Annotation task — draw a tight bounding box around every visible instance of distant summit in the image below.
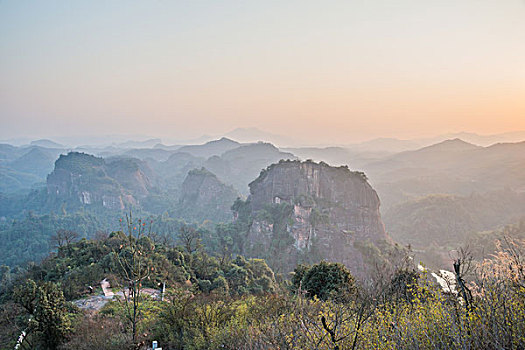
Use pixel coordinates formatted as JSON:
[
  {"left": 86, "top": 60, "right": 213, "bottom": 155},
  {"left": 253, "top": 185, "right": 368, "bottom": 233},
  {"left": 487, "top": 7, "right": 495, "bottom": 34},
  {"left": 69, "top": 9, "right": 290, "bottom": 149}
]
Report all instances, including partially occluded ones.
[
  {"left": 419, "top": 131, "right": 525, "bottom": 147},
  {"left": 10, "top": 147, "right": 58, "bottom": 178},
  {"left": 375, "top": 138, "right": 481, "bottom": 171},
  {"left": 177, "top": 137, "right": 241, "bottom": 158},
  {"left": 116, "top": 138, "right": 162, "bottom": 149},
  {"left": 30, "top": 139, "right": 65, "bottom": 148},
  {"left": 419, "top": 138, "right": 481, "bottom": 152},
  {"left": 225, "top": 127, "right": 295, "bottom": 146},
  {"left": 204, "top": 142, "right": 298, "bottom": 192},
  {"left": 213, "top": 137, "right": 239, "bottom": 145}
]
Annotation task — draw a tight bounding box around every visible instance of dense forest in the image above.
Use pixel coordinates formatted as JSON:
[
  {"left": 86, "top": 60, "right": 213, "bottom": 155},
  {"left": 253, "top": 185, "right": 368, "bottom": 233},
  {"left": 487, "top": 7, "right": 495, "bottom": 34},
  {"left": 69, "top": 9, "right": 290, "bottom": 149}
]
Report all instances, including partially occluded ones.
[{"left": 0, "top": 215, "right": 524, "bottom": 349}]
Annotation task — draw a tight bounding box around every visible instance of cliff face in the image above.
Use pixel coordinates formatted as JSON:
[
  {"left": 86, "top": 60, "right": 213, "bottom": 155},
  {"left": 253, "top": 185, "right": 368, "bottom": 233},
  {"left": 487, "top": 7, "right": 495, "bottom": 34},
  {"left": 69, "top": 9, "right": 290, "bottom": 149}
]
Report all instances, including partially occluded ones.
[
  {"left": 241, "top": 160, "right": 390, "bottom": 274},
  {"left": 177, "top": 168, "right": 240, "bottom": 222},
  {"left": 47, "top": 152, "right": 152, "bottom": 210}
]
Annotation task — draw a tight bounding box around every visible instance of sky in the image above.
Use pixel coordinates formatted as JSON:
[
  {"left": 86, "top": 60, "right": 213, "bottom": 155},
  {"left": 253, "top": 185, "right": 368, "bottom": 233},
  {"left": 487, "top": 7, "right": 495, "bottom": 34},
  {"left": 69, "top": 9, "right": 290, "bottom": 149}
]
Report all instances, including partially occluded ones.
[{"left": 1, "top": 0, "right": 524, "bottom": 145}]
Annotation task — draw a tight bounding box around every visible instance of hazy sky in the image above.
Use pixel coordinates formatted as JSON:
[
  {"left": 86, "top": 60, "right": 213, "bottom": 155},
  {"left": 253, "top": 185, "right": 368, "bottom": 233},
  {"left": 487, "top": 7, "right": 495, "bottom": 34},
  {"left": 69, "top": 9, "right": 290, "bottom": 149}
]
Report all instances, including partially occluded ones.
[{"left": 1, "top": 0, "right": 524, "bottom": 144}]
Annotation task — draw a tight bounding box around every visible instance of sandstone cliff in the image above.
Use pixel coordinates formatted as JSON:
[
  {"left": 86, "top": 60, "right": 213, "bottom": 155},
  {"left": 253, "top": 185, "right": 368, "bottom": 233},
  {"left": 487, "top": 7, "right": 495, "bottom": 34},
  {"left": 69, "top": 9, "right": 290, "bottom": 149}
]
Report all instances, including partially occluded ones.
[
  {"left": 239, "top": 160, "right": 391, "bottom": 274},
  {"left": 47, "top": 152, "right": 153, "bottom": 210}
]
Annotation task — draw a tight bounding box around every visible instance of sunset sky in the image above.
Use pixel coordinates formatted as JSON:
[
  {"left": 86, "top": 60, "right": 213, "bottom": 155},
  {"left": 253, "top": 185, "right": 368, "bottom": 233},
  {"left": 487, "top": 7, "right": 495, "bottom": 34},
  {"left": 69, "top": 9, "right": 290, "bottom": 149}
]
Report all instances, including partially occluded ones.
[{"left": 1, "top": 0, "right": 524, "bottom": 144}]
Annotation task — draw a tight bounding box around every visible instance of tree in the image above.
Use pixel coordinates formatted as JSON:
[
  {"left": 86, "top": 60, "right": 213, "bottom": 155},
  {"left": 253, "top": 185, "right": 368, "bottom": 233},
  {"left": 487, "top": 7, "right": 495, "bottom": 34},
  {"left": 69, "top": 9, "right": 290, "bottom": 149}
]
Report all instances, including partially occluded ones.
[
  {"left": 291, "top": 263, "right": 310, "bottom": 292},
  {"left": 178, "top": 224, "right": 202, "bottom": 255},
  {"left": 114, "top": 213, "right": 152, "bottom": 343},
  {"left": 50, "top": 229, "right": 79, "bottom": 256},
  {"left": 58, "top": 314, "right": 132, "bottom": 350},
  {"left": 215, "top": 223, "right": 234, "bottom": 266},
  {"left": 13, "top": 279, "right": 73, "bottom": 350},
  {"left": 289, "top": 262, "right": 370, "bottom": 349},
  {"left": 294, "top": 261, "right": 356, "bottom": 301}
]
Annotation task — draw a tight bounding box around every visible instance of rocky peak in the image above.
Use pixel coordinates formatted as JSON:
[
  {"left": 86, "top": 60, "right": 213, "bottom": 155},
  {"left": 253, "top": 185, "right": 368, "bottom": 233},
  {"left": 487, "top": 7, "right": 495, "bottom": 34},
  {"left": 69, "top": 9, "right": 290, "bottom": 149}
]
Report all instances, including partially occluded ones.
[
  {"left": 248, "top": 160, "right": 373, "bottom": 212},
  {"left": 240, "top": 160, "right": 390, "bottom": 275},
  {"left": 54, "top": 152, "right": 104, "bottom": 173},
  {"left": 47, "top": 152, "right": 152, "bottom": 210}
]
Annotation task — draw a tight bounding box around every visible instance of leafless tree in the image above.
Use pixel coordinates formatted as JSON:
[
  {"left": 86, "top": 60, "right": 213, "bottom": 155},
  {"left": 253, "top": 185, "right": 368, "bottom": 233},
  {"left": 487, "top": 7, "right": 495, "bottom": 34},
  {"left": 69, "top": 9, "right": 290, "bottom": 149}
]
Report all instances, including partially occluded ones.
[
  {"left": 50, "top": 229, "right": 79, "bottom": 256},
  {"left": 114, "top": 213, "right": 151, "bottom": 343},
  {"left": 178, "top": 225, "right": 202, "bottom": 255}
]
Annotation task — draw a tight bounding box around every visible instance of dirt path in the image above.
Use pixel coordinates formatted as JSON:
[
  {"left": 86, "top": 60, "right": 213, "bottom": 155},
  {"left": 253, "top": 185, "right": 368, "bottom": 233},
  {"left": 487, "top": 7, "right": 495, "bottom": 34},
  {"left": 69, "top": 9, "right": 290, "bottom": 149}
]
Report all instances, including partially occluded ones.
[
  {"left": 73, "top": 278, "right": 161, "bottom": 311},
  {"left": 73, "top": 278, "right": 114, "bottom": 311}
]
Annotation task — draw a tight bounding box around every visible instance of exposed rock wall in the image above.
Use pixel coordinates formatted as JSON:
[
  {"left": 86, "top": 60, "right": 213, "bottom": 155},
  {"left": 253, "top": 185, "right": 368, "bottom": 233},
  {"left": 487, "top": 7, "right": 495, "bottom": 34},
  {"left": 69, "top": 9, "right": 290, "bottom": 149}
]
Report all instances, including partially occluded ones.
[
  {"left": 46, "top": 152, "right": 150, "bottom": 210},
  {"left": 242, "top": 160, "right": 390, "bottom": 274}
]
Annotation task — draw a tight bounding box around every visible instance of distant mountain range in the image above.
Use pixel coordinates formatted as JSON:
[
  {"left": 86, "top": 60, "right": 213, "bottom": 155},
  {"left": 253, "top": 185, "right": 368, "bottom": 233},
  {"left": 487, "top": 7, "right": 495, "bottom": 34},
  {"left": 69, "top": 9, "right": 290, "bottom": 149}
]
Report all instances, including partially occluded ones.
[
  {"left": 4, "top": 128, "right": 524, "bottom": 150},
  {"left": 30, "top": 139, "right": 65, "bottom": 148},
  {"left": 418, "top": 130, "right": 525, "bottom": 147},
  {"left": 2, "top": 133, "right": 525, "bottom": 200}
]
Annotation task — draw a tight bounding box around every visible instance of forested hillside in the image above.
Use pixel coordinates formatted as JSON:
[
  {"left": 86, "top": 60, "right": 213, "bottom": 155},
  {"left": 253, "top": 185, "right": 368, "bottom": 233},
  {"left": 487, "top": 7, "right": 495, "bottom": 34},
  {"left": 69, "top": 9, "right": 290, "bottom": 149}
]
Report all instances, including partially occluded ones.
[{"left": 1, "top": 215, "right": 524, "bottom": 349}]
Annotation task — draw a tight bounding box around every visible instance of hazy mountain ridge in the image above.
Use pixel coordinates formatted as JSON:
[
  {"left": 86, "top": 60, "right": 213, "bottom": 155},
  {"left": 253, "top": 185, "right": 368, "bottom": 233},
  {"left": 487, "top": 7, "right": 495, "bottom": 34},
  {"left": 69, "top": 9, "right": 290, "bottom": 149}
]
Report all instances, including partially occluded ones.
[
  {"left": 384, "top": 190, "right": 525, "bottom": 246},
  {"left": 360, "top": 139, "right": 525, "bottom": 210},
  {"left": 383, "top": 190, "right": 525, "bottom": 268},
  {"left": 30, "top": 139, "right": 66, "bottom": 148},
  {"left": 2, "top": 135, "right": 525, "bottom": 205},
  {"left": 177, "top": 137, "right": 241, "bottom": 158},
  {"left": 175, "top": 167, "right": 240, "bottom": 223},
  {"left": 0, "top": 145, "right": 67, "bottom": 193},
  {"left": 145, "top": 141, "right": 297, "bottom": 195},
  {"left": 1, "top": 140, "right": 296, "bottom": 217}
]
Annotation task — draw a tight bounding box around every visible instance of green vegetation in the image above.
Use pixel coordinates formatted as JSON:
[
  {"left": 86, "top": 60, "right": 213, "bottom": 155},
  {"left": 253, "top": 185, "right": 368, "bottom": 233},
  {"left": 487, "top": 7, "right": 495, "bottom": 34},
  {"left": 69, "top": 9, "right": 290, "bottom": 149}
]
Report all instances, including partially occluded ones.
[
  {"left": 0, "top": 151, "right": 249, "bottom": 269},
  {"left": 291, "top": 261, "right": 356, "bottom": 301},
  {"left": 1, "top": 228, "right": 524, "bottom": 349},
  {"left": 54, "top": 152, "right": 104, "bottom": 174},
  {"left": 0, "top": 211, "right": 105, "bottom": 267},
  {"left": 0, "top": 213, "right": 280, "bottom": 349},
  {"left": 384, "top": 192, "right": 525, "bottom": 268},
  {"left": 13, "top": 280, "right": 74, "bottom": 349},
  {"left": 249, "top": 159, "right": 369, "bottom": 189}
]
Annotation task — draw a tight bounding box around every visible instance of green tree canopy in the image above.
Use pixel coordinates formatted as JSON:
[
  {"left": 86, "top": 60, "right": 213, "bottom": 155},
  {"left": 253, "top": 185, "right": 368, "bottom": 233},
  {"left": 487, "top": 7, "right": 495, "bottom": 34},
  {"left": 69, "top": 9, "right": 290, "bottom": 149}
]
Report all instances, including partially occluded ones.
[{"left": 293, "top": 261, "right": 356, "bottom": 301}]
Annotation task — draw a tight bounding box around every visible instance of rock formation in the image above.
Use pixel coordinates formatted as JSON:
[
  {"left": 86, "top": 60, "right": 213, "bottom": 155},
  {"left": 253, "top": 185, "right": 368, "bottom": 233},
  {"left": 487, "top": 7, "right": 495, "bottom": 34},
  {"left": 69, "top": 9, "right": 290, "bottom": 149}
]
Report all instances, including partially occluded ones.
[
  {"left": 239, "top": 160, "right": 391, "bottom": 274},
  {"left": 47, "top": 152, "right": 153, "bottom": 210}
]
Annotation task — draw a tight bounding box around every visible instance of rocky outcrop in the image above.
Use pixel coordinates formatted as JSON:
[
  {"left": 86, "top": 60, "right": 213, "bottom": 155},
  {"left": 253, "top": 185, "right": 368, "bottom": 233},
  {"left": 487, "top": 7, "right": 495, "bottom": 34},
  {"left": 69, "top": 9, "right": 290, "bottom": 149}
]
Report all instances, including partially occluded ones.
[
  {"left": 240, "top": 160, "right": 390, "bottom": 274},
  {"left": 47, "top": 152, "right": 152, "bottom": 210},
  {"left": 176, "top": 168, "right": 240, "bottom": 222}
]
